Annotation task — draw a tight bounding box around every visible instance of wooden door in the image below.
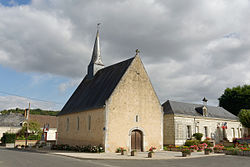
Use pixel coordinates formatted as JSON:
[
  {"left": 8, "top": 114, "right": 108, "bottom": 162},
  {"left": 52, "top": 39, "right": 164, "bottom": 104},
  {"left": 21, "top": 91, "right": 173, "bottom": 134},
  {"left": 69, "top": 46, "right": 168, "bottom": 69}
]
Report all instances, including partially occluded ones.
[{"left": 131, "top": 130, "right": 143, "bottom": 151}]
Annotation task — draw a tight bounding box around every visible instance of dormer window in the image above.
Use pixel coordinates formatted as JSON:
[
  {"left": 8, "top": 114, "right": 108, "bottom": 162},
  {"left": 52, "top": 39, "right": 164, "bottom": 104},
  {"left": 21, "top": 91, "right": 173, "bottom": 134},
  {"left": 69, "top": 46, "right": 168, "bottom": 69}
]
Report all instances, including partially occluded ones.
[{"left": 202, "top": 106, "right": 207, "bottom": 117}]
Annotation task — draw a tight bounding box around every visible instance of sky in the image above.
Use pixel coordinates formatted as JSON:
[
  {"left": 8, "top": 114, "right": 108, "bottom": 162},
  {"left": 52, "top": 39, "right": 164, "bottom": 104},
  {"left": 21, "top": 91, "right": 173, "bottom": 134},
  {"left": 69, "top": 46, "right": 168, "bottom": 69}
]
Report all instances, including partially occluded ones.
[{"left": 0, "top": 0, "right": 250, "bottom": 111}]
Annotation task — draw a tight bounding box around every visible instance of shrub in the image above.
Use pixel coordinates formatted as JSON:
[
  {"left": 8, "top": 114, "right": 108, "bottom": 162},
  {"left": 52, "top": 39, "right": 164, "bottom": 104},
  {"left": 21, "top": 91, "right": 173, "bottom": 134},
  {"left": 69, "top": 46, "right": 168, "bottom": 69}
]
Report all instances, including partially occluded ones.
[
  {"left": 51, "top": 144, "right": 104, "bottom": 153},
  {"left": 27, "top": 134, "right": 41, "bottom": 140},
  {"left": 193, "top": 133, "right": 203, "bottom": 141},
  {"left": 204, "top": 147, "right": 213, "bottom": 152},
  {"left": 181, "top": 148, "right": 191, "bottom": 154},
  {"left": 201, "top": 140, "right": 213, "bottom": 147},
  {"left": 184, "top": 140, "right": 200, "bottom": 146},
  {"left": 1, "top": 133, "right": 16, "bottom": 144}
]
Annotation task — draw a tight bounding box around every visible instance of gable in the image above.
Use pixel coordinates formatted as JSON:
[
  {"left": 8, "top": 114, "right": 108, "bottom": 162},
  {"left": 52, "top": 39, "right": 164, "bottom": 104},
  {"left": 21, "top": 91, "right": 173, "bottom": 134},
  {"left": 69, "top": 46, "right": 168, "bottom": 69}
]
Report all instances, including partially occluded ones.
[
  {"left": 58, "top": 57, "right": 135, "bottom": 116},
  {"left": 107, "top": 55, "right": 161, "bottom": 110}
]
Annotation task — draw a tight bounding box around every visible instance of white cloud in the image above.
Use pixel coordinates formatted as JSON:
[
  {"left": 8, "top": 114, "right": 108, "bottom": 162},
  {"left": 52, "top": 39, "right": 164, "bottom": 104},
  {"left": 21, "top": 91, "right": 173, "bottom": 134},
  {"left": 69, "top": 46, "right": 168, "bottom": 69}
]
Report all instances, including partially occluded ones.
[
  {"left": 0, "top": 95, "right": 60, "bottom": 111},
  {"left": 58, "top": 79, "right": 81, "bottom": 93},
  {"left": 0, "top": 0, "right": 250, "bottom": 108}
]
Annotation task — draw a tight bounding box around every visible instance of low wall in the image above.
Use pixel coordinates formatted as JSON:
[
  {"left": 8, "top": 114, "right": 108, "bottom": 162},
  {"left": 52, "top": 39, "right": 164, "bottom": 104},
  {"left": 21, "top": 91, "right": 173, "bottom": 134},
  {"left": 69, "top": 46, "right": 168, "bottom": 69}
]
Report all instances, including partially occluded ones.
[{"left": 15, "top": 140, "right": 38, "bottom": 146}]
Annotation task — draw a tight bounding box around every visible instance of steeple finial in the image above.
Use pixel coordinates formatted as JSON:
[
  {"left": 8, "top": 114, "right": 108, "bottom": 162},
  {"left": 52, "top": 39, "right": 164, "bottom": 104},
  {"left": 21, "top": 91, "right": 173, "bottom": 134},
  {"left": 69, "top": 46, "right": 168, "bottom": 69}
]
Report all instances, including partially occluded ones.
[{"left": 87, "top": 24, "right": 105, "bottom": 79}]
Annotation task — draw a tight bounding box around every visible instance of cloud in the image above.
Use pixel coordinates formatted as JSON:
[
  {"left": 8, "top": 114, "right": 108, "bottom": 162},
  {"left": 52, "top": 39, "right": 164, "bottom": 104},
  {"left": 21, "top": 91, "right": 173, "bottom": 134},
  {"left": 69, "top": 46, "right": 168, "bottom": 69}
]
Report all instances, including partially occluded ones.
[
  {"left": 0, "top": 0, "right": 250, "bottom": 107},
  {"left": 0, "top": 95, "right": 60, "bottom": 111},
  {"left": 58, "top": 78, "right": 81, "bottom": 93}
]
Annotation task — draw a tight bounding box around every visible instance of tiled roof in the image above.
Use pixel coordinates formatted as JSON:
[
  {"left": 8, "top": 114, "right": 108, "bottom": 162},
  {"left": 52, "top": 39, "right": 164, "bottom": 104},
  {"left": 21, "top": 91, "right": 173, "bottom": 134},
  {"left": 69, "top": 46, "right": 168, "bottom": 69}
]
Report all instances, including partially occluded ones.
[
  {"left": 28, "top": 115, "right": 57, "bottom": 128},
  {"left": 162, "top": 100, "right": 238, "bottom": 120},
  {"left": 58, "top": 57, "right": 135, "bottom": 116}
]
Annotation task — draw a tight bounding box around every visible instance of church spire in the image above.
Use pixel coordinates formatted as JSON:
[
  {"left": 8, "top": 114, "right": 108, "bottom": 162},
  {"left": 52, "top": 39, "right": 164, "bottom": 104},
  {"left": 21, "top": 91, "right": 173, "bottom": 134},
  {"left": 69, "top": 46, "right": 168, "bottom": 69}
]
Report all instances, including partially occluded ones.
[{"left": 87, "top": 23, "right": 104, "bottom": 79}]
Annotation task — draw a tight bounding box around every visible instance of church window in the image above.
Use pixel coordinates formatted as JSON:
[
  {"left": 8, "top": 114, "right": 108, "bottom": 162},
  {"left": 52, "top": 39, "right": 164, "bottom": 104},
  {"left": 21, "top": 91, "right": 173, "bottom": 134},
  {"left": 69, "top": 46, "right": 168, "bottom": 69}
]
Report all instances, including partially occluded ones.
[
  {"left": 187, "top": 125, "right": 192, "bottom": 139},
  {"left": 66, "top": 118, "right": 69, "bottom": 131},
  {"left": 77, "top": 116, "right": 80, "bottom": 131},
  {"left": 88, "top": 115, "right": 91, "bottom": 130},
  {"left": 135, "top": 115, "right": 139, "bottom": 122}
]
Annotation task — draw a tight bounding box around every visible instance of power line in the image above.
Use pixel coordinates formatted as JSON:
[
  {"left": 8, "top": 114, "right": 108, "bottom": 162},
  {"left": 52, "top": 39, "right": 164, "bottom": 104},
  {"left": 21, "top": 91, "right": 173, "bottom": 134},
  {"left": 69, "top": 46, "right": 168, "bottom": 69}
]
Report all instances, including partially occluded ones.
[{"left": 0, "top": 90, "right": 64, "bottom": 104}]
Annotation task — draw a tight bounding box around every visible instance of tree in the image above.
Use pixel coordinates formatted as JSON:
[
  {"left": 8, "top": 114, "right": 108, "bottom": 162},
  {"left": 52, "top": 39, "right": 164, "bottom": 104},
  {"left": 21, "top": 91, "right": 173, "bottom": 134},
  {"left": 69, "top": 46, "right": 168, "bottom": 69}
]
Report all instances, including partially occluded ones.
[
  {"left": 218, "top": 85, "right": 250, "bottom": 116},
  {"left": 238, "top": 109, "right": 250, "bottom": 128},
  {"left": 17, "top": 121, "right": 42, "bottom": 139}
]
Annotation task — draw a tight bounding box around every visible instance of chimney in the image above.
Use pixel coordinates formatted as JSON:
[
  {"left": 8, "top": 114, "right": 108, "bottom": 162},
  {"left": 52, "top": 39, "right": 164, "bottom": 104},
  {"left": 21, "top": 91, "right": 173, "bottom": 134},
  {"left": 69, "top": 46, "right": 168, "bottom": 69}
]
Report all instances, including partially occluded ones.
[{"left": 202, "top": 97, "right": 208, "bottom": 106}]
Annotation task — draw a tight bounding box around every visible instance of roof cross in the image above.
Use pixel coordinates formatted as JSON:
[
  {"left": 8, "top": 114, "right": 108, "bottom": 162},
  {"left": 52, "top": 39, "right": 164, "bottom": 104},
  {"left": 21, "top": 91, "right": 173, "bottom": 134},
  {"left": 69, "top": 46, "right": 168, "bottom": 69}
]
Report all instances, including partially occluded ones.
[{"left": 135, "top": 49, "right": 140, "bottom": 55}]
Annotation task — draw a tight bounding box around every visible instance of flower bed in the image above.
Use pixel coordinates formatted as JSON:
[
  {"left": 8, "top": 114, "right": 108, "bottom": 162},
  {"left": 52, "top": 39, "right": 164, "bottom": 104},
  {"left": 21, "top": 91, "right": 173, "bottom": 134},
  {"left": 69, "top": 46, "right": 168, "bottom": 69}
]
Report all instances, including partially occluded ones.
[
  {"left": 51, "top": 144, "right": 104, "bottom": 153},
  {"left": 213, "top": 144, "right": 225, "bottom": 153},
  {"left": 224, "top": 147, "right": 250, "bottom": 156}
]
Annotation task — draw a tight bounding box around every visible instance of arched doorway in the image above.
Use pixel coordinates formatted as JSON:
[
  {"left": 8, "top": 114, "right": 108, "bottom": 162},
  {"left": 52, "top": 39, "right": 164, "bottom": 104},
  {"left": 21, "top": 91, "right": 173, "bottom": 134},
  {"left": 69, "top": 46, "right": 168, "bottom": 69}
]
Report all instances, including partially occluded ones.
[{"left": 131, "top": 130, "right": 143, "bottom": 151}]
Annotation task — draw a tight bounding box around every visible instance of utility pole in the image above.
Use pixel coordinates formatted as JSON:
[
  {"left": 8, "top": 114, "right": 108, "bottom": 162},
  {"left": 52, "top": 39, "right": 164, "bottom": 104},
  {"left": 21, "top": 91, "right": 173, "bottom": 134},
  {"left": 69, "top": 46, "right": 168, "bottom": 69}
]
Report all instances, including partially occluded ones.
[{"left": 25, "top": 103, "right": 30, "bottom": 147}]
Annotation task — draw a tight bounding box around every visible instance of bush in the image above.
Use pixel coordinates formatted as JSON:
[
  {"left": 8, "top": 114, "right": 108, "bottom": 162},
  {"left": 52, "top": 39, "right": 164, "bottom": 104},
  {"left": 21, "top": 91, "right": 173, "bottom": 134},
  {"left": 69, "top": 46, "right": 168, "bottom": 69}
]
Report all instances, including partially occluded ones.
[
  {"left": 200, "top": 140, "right": 213, "bottom": 147},
  {"left": 1, "top": 133, "right": 16, "bottom": 144},
  {"left": 193, "top": 133, "right": 203, "bottom": 141},
  {"left": 28, "top": 134, "right": 41, "bottom": 140},
  {"left": 184, "top": 140, "right": 200, "bottom": 146},
  {"left": 181, "top": 148, "right": 191, "bottom": 154}
]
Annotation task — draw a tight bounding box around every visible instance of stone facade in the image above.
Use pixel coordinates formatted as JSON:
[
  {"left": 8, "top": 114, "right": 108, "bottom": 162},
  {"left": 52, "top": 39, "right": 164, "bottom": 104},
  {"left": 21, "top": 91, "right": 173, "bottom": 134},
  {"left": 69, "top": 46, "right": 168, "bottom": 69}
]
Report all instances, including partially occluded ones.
[
  {"left": 57, "top": 56, "right": 163, "bottom": 152},
  {"left": 57, "top": 108, "right": 105, "bottom": 146},
  {"left": 164, "top": 114, "right": 243, "bottom": 146},
  {"left": 105, "top": 56, "right": 163, "bottom": 152}
]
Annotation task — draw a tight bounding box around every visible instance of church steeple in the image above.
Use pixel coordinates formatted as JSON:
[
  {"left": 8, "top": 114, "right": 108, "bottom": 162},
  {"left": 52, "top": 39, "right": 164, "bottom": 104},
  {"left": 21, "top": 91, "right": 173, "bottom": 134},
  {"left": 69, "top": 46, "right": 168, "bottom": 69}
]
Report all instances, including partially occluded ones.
[{"left": 87, "top": 23, "right": 104, "bottom": 79}]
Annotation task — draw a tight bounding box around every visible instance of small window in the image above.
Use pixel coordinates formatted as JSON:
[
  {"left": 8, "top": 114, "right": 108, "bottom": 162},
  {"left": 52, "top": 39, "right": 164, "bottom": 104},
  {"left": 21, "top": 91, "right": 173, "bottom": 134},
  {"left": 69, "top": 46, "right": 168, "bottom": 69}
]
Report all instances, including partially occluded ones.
[
  {"left": 204, "top": 126, "right": 208, "bottom": 138},
  {"left": 135, "top": 115, "right": 139, "bottom": 122},
  {"left": 88, "top": 115, "right": 91, "bottom": 130},
  {"left": 66, "top": 118, "right": 69, "bottom": 131},
  {"left": 187, "top": 125, "right": 192, "bottom": 139},
  {"left": 77, "top": 116, "right": 80, "bottom": 131}
]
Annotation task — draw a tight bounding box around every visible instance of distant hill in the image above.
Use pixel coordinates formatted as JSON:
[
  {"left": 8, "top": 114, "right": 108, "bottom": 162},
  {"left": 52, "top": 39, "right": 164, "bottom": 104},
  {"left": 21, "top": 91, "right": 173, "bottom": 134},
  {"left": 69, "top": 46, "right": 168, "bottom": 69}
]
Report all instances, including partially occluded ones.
[{"left": 0, "top": 108, "right": 59, "bottom": 116}]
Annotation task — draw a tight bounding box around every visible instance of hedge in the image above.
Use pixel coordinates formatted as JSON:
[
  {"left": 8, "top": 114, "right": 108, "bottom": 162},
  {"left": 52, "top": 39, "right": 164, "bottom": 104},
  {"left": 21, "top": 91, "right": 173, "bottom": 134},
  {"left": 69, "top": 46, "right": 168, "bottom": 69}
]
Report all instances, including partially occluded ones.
[
  {"left": 1, "top": 133, "right": 16, "bottom": 144},
  {"left": 184, "top": 140, "right": 200, "bottom": 146}
]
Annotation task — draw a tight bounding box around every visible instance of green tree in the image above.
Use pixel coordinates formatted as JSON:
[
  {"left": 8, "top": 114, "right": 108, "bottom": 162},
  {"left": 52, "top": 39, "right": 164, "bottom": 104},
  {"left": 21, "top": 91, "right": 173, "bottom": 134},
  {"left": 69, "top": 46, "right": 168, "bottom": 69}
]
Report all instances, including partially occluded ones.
[
  {"left": 238, "top": 109, "right": 250, "bottom": 128},
  {"left": 17, "top": 121, "right": 42, "bottom": 138},
  {"left": 218, "top": 85, "right": 250, "bottom": 116}
]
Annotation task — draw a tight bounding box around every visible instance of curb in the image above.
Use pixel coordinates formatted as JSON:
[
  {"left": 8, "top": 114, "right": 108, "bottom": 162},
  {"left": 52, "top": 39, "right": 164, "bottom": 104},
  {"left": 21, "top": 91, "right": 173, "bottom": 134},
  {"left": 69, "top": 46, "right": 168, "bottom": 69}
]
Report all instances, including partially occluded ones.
[{"left": 51, "top": 153, "right": 226, "bottom": 161}]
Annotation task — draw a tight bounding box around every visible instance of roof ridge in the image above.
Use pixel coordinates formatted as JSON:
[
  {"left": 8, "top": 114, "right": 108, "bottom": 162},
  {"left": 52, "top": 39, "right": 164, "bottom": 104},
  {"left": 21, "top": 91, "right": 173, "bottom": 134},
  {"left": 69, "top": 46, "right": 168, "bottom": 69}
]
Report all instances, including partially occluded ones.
[{"left": 97, "top": 56, "right": 135, "bottom": 72}]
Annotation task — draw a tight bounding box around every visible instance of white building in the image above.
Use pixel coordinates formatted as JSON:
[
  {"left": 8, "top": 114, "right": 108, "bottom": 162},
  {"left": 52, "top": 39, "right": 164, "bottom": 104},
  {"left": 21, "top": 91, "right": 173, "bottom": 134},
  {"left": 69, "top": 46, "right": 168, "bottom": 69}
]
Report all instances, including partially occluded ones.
[{"left": 163, "top": 100, "right": 243, "bottom": 146}]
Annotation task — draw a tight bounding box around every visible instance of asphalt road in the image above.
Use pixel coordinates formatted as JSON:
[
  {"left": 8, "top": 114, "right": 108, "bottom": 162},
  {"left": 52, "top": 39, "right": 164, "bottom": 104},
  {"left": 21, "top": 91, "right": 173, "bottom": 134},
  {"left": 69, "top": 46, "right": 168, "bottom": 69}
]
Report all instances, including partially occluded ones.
[{"left": 0, "top": 149, "right": 250, "bottom": 167}]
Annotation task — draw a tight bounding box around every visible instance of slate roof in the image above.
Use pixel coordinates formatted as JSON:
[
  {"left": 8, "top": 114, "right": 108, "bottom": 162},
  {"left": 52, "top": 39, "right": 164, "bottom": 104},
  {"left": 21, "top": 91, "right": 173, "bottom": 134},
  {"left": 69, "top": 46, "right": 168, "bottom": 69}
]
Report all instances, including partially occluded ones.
[
  {"left": 58, "top": 57, "right": 135, "bottom": 116},
  {"left": 0, "top": 113, "right": 25, "bottom": 127},
  {"left": 28, "top": 115, "right": 57, "bottom": 128},
  {"left": 162, "top": 100, "right": 238, "bottom": 120}
]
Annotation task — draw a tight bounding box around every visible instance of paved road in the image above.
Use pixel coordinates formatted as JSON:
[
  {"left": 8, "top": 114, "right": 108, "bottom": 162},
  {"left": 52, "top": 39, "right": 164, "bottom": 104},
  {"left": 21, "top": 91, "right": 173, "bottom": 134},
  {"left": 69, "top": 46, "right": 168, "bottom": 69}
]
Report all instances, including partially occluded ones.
[{"left": 0, "top": 149, "right": 249, "bottom": 167}]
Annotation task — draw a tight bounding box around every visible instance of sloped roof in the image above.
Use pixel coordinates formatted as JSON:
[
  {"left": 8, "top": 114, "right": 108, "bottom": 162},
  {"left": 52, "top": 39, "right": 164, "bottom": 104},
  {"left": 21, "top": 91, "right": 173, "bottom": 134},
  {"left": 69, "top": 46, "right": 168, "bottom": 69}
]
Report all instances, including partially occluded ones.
[
  {"left": 58, "top": 57, "right": 135, "bottom": 116},
  {"left": 162, "top": 100, "right": 238, "bottom": 120},
  {"left": 28, "top": 115, "right": 57, "bottom": 128},
  {"left": 0, "top": 113, "right": 25, "bottom": 127}
]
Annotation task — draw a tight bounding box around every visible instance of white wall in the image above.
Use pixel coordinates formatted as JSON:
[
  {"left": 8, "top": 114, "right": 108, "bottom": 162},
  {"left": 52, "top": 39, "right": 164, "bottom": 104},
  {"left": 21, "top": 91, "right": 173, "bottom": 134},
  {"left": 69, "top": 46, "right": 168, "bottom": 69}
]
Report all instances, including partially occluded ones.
[
  {"left": 0, "top": 127, "right": 22, "bottom": 139},
  {"left": 173, "top": 115, "right": 242, "bottom": 145}
]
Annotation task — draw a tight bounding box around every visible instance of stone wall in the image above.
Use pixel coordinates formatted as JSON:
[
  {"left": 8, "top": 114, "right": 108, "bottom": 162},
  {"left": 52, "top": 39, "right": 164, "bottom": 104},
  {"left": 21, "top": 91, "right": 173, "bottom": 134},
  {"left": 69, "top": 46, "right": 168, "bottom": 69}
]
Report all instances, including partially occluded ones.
[
  {"left": 105, "top": 55, "right": 163, "bottom": 152},
  {"left": 57, "top": 108, "right": 105, "bottom": 146},
  {"left": 163, "top": 114, "right": 175, "bottom": 145}
]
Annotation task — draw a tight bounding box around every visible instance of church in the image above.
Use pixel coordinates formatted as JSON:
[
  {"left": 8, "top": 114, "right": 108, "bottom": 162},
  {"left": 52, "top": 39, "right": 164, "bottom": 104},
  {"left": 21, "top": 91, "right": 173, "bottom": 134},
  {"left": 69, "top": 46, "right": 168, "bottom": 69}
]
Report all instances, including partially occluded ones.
[
  {"left": 57, "top": 28, "right": 243, "bottom": 152},
  {"left": 57, "top": 28, "right": 163, "bottom": 152}
]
